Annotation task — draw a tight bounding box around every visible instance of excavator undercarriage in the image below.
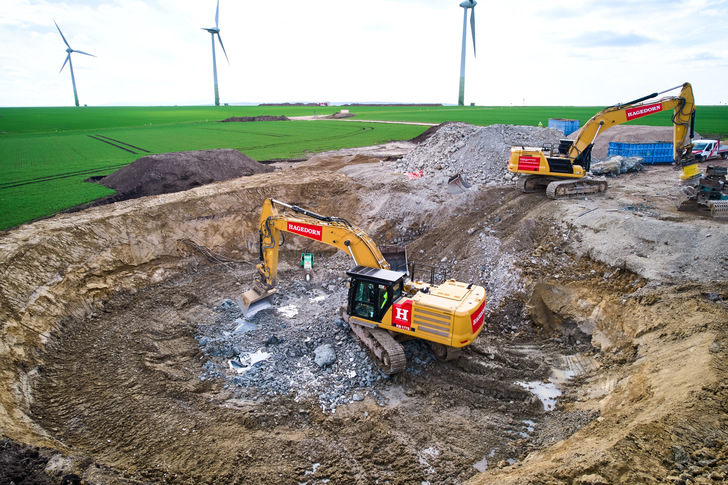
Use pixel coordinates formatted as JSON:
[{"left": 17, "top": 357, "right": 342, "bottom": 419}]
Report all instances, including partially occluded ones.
[{"left": 517, "top": 174, "right": 608, "bottom": 199}]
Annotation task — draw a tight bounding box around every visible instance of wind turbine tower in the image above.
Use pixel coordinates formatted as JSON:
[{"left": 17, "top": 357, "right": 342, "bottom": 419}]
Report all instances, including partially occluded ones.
[
  {"left": 458, "top": 0, "right": 477, "bottom": 106},
  {"left": 54, "top": 20, "right": 95, "bottom": 107},
  {"left": 202, "top": 0, "right": 229, "bottom": 106}
]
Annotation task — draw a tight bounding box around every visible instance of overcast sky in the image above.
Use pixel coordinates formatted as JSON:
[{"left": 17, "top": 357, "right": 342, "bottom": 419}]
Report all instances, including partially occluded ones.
[{"left": 1, "top": 0, "right": 726, "bottom": 108}]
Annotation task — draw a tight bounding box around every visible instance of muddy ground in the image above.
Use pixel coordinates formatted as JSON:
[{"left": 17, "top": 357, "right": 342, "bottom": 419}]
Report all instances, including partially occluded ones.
[{"left": 1, "top": 128, "right": 727, "bottom": 484}]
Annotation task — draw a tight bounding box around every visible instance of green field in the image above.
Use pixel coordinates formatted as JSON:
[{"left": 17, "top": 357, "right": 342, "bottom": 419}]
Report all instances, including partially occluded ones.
[{"left": 2, "top": 104, "right": 727, "bottom": 231}]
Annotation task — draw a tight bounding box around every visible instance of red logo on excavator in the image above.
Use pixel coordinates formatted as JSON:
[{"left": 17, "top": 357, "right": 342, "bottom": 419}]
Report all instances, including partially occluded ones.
[
  {"left": 518, "top": 156, "right": 540, "bottom": 171},
  {"left": 626, "top": 103, "right": 663, "bottom": 120},
  {"left": 287, "top": 222, "right": 323, "bottom": 241},
  {"left": 392, "top": 299, "right": 413, "bottom": 330},
  {"left": 471, "top": 301, "right": 485, "bottom": 334}
]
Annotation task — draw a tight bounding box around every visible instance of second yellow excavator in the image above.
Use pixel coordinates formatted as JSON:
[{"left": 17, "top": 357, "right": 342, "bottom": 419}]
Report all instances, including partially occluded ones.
[
  {"left": 508, "top": 82, "right": 698, "bottom": 198},
  {"left": 241, "top": 198, "right": 487, "bottom": 374}
]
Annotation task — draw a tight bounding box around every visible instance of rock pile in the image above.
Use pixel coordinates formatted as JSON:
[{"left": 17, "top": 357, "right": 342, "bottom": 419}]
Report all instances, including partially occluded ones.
[
  {"left": 197, "top": 273, "right": 436, "bottom": 412},
  {"left": 591, "top": 156, "right": 644, "bottom": 176},
  {"left": 396, "top": 123, "right": 564, "bottom": 186}
]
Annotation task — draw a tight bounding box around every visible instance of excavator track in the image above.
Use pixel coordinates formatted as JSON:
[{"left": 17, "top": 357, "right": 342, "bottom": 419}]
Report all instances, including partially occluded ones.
[
  {"left": 343, "top": 312, "right": 406, "bottom": 375},
  {"left": 546, "top": 178, "right": 608, "bottom": 199},
  {"left": 516, "top": 175, "right": 547, "bottom": 193}
]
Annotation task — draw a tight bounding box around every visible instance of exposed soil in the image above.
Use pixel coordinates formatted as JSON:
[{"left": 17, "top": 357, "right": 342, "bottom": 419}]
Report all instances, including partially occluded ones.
[{"left": 1, "top": 124, "right": 727, "bottom": 484}]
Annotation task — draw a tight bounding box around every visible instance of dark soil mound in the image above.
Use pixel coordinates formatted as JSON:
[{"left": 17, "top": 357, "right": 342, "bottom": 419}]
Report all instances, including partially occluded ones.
[
  {"left": 0, "top": 438, "right": 55, "bottom": 484},
  {"left": 409, "top": 121, "right": 455, "bottom": 144},
  {"left": 221, "top": 116, "right": 289, "bottom": 122},
  {"left": 99, "top": 149, "right": 273, "bottom": 199}
]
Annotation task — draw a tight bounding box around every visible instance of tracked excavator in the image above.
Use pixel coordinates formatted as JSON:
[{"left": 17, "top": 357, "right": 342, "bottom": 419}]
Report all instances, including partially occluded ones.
[
  {"left": 508, "top": 82, "right": 698, "bottom": 199},
  {"left": 241, "top": 198, "right": 487, "bottom": 374}
]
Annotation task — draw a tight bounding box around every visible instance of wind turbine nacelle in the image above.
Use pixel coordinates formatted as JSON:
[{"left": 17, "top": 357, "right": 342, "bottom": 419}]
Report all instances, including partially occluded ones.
[{"left": 460, "top": 0, "right": 476, "bottom": 7}]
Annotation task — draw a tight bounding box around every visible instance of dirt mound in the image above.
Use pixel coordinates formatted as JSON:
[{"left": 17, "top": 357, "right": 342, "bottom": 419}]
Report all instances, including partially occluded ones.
[
  {"left": 408, "top": 121, "right": 455, "bottom": 144},
  {"left": 99, "top": 148, "right": 273, "bottom": 199},
  {"left": 221, "top": 116, "right": 289, "bottom": 122}
]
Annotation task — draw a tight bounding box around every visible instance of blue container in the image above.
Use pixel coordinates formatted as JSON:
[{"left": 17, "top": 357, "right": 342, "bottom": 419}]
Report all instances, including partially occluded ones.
[
  {"left": 607, "top": 142, "right": 673, "bottom": 164},
  {"left": 548, "top": 118, "right": 580, "bottom": 136}
]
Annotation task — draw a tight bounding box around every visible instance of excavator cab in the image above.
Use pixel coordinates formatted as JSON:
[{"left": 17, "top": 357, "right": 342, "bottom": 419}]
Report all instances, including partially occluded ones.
[{"left": 346, "top": 266, "right": 404, "bottom": 323}]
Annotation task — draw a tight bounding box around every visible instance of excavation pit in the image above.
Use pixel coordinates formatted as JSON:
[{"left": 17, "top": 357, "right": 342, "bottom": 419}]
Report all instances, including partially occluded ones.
[{"left": 2, "top": 127, "right": 727, "bottom": 484}]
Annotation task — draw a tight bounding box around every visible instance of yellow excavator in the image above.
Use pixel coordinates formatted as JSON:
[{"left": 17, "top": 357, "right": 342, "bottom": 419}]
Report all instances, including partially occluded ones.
[
  {"left": 508, "top": 82, "right": 698, "bottom": 198},
  {"left": 241, "top": 198, "right": 487, "bottom": 374}
]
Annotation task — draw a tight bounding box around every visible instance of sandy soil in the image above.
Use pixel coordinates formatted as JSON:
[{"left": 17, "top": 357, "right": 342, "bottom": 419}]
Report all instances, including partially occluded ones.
[{"left": 1, "top": 128, "right": 727, "bottom": 484}]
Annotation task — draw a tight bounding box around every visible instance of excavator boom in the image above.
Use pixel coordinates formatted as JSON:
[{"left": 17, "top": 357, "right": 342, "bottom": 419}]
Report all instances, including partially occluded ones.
[{"left": 242, "top": 198, "right": 390, "bottom": 312}]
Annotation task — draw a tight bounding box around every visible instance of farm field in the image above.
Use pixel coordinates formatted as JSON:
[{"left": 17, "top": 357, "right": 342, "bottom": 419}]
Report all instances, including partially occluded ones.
[{"left": 1, "top": 104, "right": 727, "bottom": 231}]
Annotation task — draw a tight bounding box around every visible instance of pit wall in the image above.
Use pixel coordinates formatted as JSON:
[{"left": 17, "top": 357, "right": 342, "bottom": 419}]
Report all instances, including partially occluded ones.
[{"left": 0, "top": 171, "right": 357, "bottom": 445}]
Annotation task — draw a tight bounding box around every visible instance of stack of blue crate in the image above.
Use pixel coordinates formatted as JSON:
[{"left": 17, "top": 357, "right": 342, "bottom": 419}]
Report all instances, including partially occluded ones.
[{"left": 607, "top": 142, "right": 673, "bottom": 164}]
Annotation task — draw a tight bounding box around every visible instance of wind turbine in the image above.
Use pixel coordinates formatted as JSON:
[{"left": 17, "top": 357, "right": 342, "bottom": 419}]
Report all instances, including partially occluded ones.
[
  {"left": 457, "top": 0, "right": 477, "bottom": 106},
  {"left": 54, "top": 20, "right": 95, "bottom": 107},
  {"left": 202, "top": 0, "right": 229, "bottom": 106}
]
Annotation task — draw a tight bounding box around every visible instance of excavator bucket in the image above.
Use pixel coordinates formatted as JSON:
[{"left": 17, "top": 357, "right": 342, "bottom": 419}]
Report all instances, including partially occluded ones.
[
  {"left": 239, "top": 287, "right": 277, "bottom": 318},
  {"left": 447, "top": 173, "right": 472, "bottom": 194}
]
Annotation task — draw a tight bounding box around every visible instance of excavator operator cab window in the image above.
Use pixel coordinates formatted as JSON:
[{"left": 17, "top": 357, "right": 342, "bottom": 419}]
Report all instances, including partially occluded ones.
[{"left": 349, "top": 278, "right": 400, "bottom": 322}]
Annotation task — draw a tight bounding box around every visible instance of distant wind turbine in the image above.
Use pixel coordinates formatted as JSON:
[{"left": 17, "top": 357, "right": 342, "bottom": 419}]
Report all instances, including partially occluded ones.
[
  {"left": 457, "top": 0, "right": 477, "bottom": 106},
  {"left": 202, "top": 0, "right": 229, "bottom": 106},
  {"left": 54, "top": 20, "right": 95, "bottom": 107}
]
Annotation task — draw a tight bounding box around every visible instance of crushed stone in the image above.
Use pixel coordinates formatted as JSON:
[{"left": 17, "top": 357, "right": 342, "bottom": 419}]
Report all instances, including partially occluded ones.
[{"left": 395, "top": 123, "right": 564, "bottom": 186}]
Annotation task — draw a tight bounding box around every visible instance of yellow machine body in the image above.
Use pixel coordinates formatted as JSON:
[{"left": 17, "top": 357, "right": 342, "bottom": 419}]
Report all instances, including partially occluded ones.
[{"left": 508, "top": 82, "right": 698, "bottom": 182}]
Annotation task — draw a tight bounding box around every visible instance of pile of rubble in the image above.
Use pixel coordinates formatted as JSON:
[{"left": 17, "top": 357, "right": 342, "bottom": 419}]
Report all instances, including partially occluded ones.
[
  {"left": 196, "top": 266, "right": 436, "bottom": 412},
  {"left": 395, "top": 123, "right": 564, "bottom": 186}
]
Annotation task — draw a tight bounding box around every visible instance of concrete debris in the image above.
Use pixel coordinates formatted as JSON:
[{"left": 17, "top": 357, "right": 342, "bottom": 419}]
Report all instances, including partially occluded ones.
[
  {"left": 591, "top": 156, "right": 643, "bottom": 176},
  {"left": 396, "top": 123, "right": 564, "bottom": 187},
  {"left": 313, "top": 344, "right": 336, "bottom": 368}
]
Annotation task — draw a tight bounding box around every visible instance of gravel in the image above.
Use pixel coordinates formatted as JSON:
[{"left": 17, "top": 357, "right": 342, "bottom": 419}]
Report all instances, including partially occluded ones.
[
  {"left": 197, "top": 272, "right": 437, "bottom": 412},
  {"left": 395, "top": 123, "right": 565, "bottom": 186}
]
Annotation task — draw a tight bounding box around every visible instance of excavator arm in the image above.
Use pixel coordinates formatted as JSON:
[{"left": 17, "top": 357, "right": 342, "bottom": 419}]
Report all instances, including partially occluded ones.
[
  {"left": 242, "top": 198, "right": 390, "bottom": 310},
  {"left": 566, "top": 82, "right": 696, "bottom": 177}
]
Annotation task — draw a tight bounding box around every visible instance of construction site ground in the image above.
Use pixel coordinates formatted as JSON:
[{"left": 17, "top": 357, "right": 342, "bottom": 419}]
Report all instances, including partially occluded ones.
[{"left": 1, "top": 124, "right": 727, "bottom": 484}]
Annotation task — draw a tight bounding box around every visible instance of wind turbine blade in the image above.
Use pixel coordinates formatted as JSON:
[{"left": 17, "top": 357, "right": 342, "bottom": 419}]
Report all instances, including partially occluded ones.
[
  {"left": 470, "top": 8, "right": 476, "bottom": 57},
  {"left": 215, "top": 0, "right": 220, "bottom": 28},
  {"left": 54, "top": 20, "right": 71, "bottom": 49},
  {"left": 74, "top": 49, "right": 96, "bottom": 57},
  {"left": 60, "top": 53, "right": 70, "bottom": 73},
  {"left": 217, "top": 33, "right": 229, "bottom": 63}
]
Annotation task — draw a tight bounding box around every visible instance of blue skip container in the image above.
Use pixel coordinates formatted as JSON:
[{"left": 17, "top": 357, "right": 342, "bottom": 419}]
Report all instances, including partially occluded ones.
[
  {"left": 607, "top": 142, "right": 673, "bottom": 164},
  {"left": 548, "top": 118, "right": 580, "bottom": 136}
]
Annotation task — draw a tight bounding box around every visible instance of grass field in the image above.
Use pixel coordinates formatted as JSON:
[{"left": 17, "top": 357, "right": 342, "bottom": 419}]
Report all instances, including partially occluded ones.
[{"left": 2, "top": 104, "right": 727, "bottom": 231}]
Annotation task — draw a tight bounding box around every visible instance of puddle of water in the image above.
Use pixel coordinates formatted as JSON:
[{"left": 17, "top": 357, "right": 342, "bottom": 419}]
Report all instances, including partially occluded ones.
[
  {"left": 473, "top": 456, "right": 488, "bottom": 472},
  {"left": 516, "top": 379, "right": 561, "bottom": 410}
]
